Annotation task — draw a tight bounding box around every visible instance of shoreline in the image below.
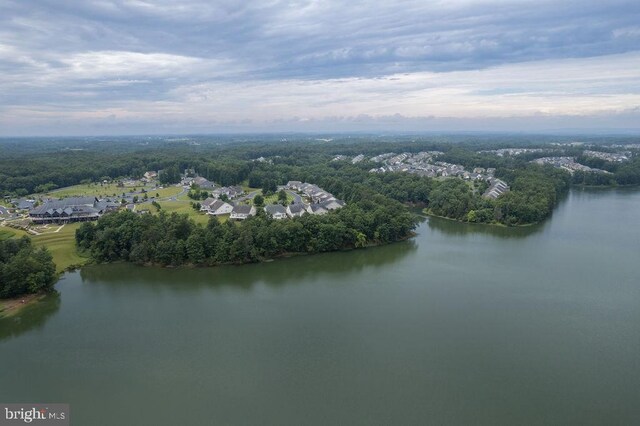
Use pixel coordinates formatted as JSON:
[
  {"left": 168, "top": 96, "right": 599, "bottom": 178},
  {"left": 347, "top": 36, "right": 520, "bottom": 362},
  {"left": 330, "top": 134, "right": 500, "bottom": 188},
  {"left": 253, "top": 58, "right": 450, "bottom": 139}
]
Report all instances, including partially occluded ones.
[
  {"left": 0, "top": 292, "right": 47, "bottom": 319},
  {"left": 91, "top": 233, "right": 418, "bottom": 270},
  {"left": 422, "top": 209, "right": 540, "bottom": 228}
]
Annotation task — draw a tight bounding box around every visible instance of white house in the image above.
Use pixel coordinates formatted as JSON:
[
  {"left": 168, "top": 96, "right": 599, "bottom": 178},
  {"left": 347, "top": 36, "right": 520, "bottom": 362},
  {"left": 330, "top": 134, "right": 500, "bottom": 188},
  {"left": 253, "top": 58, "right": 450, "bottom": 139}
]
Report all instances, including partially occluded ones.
[
  {"left": 286, "top": 181, "right": 302, "bottom": 190},
  {"left": 230, "top": 204, "right": 256, "bottom": 220},
  {"left": 265, "top": 204, "right": 287, "bottom": 219},
  {"left": 286, "top": 203, "right": 306, "bottom": 218},
  {"left": 201, "top": 198, "right": 233, "bottom": 215},
  {"left": 307, "top": 204, "right": 328, "bottom": 215}
]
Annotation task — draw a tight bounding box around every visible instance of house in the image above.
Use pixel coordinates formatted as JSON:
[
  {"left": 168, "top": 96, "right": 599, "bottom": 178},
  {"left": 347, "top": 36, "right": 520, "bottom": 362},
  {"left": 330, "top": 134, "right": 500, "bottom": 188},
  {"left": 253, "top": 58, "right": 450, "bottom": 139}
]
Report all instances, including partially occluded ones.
[
  {"left": 230, "top": 204, "right": 256, "bottom": 220},
  {"left": 320, "top": 199, "right": 345, "bottom": 211},
  {"left": 286, "top": 181, "right": 303, "bottom": 190},
  {"left": 13, "top": 199, "right": 35, "bottom": 211},
  {"left": 211, "top": 186, "right": 244, "bottom": 200},
  {"left": 0, "top": 205, "right": 8, "bottom": 215},
  {"left": 307, "top": 204, "right": 328, "bottom": 215},
  {"left": 265, "top": 204, "right": 287, "bottom": 219},
  {"left": 286, "top": 203, "right": 306, "bottom": 218},
  {"left": 200, "top": 197, "right": 216, "bottom": 211},
  {"left": 227, "top": 186, "right": 244, "bottom": 199},
  {"left": 192, "top": 176, "right": 216, "bottom": 190},
  {"left": 143, "top": 171, "right": 158, "bottom": 181},
  {"left": 201, "top": 198, "right": 233, "bottom": 215}
]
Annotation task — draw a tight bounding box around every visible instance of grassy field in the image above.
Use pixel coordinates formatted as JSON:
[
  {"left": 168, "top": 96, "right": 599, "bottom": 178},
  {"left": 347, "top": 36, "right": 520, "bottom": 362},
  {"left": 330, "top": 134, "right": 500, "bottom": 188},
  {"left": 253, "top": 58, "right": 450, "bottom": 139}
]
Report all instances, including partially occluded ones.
[
  {"left": 137, "top": 200, "right": 212, "bottom": 225},
  {"left": 1, "top": 222, "right": 88, "bottom": 273},
  {"left": 262, "top": 192, "right": 294, "bottom": 205},
  {"left": 31, "top": 223, "right": 89, "bottom": 272},
  {"left": 153, "top": 186, "right": 184, "bottom": 199},
  {"left": 40, "top": 183, "right": 183, "bottom": 200},
  {"left": 45, "top": 183, "right": 134, "bottom": 198},
  {"left": 0, "top": 228, "right": 15, "bottom": 241}
]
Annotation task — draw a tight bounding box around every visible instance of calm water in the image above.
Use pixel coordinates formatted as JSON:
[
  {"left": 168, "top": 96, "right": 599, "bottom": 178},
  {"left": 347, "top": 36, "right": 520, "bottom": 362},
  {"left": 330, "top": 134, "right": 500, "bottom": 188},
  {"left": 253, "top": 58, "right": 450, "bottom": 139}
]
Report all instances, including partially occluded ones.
[{"left": 1, "top": 188, "right": 639, "bottom": 425}]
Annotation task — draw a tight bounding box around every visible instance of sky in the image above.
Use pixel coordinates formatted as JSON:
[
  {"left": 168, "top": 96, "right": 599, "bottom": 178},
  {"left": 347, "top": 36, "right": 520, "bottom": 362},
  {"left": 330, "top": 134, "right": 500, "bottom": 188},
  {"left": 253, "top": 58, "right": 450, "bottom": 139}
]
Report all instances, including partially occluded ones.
[{"left": 1, "top": 0, "right": 640, "bottom": 136}]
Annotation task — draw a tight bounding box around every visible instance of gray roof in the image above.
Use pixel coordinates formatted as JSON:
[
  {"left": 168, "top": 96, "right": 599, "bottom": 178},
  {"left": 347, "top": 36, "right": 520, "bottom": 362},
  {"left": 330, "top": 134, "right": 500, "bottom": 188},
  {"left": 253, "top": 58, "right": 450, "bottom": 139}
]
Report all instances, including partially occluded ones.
[
  {"left": 30, "top": 197, "right": 97, "bottom": 215},
  {"left": 201, "top": 197, "right": 217, "bottom": 207},
  {"left": 288, "top": 203, "right": 306, "bottom": 214},
  {"left": 16, "top": 200, "right": 35, "bottom": 210},
  {"left": 209, "top": 200, "right": 229, "bottom": 211},
  {"left": 318, "top": 199, "right": 345, "bottom": 210},
  {"left": 232, "top": 204, "right": 253, "bottom": 214},
  {"left": 265, "top": 204, "right": 286, "bottom": 215},
  {"left": 309, "top": 204, "right": 327, "bottom": 213}
]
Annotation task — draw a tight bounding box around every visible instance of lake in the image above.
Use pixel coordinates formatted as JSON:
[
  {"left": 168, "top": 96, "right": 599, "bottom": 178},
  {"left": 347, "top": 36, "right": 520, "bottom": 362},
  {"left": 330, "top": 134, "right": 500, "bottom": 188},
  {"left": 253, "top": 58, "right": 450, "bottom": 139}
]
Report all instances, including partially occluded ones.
[{"left": 1, "top": 188, "right": 639, "bottom": 425}]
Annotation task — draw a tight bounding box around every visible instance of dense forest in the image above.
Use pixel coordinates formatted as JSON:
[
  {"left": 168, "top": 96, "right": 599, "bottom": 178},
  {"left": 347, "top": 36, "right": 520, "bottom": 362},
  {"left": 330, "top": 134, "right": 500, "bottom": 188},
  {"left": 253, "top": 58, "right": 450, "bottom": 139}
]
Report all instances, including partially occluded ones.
[
  {"left": 1, "top": 135, "right": 639, "bottom": 196},
  {"left": 0, "top": 237, "right": 57, "bottom": 299}
]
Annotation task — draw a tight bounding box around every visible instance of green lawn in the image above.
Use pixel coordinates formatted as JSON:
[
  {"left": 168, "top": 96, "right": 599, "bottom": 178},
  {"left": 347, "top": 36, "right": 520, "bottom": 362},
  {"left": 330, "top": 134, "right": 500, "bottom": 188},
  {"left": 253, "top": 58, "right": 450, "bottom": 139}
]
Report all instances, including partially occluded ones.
[
  {"left": 39, "top": 183, "right": 182, "bottom": 200},
  {"left": 262, "top": 192, "right": 293, "bottom": 205},
  {"left": 137, "top": 200, "right": 211, "bottom": 225},
  {"left": 153, "top": 186, "right": 183, "bottom": 199},
  {"left": 44, "top": 183, "right": 133, "bottom": 198},
  {"left": 31, "top": 223, "right": 89, "bottom": 272},
  {"left": 1, "top": 222, "right": 86, "bottom": 272},
  {"left": 0, "top": 229, "right": 15, "bottom": 241}
]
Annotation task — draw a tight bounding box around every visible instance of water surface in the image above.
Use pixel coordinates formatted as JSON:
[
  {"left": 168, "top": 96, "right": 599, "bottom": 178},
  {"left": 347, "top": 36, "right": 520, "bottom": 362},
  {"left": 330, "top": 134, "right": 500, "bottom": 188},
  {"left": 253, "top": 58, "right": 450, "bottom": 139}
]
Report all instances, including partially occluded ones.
[{"left": 2, "top": 188, "right": 639, "bottom": 425}]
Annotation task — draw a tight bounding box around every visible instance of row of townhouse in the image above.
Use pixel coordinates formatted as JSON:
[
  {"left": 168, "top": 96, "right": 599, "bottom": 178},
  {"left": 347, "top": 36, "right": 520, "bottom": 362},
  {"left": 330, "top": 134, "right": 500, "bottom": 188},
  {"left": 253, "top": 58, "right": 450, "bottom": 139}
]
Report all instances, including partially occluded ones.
[
  {"left": 482, "top": 178, "right": 510, "bottom": 199},
  {"left": 285, "top": 181, "right": 346, "bottom": 213},
  {"left": 201, "top": 199, "right": 342, "bottom": 221}
]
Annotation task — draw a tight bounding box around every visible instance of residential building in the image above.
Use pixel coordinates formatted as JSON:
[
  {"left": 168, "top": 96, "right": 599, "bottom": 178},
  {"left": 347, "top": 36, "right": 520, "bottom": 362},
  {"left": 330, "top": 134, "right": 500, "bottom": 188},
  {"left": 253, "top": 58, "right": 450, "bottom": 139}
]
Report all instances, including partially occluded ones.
[
  {"left": 192, "top": 176, "right": 216, "bottom": 190},
  {"left": 265, "top": 204, "right": 287, "bottom": 219},
  {"left": 483, "top": 179, "right": 510, "bottom": 199},
  {"left": 230, "top": 204, "right": 256, "bottom": 220},
  {"left": 286, "top": 203, "right": 306, "bottom": 218},
  {"left": 286, "top": 181, "right": 303, "bottom": 190},
  {"left": 201, "top": 198, "right": 233, "bottom": 215}
]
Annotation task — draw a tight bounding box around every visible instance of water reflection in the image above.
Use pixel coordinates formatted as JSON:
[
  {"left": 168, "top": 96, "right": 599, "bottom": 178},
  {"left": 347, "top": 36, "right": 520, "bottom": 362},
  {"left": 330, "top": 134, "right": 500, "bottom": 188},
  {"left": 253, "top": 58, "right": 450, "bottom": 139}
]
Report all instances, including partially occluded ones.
[
  {"left": 0, "top": 292, "right": 61, "bottom": 341},
  {"left": 425, "top": 216, "right": 547, "bottom": 239},
  {"left": 79, "top": 240, "right": 418, "bottom": 292}
]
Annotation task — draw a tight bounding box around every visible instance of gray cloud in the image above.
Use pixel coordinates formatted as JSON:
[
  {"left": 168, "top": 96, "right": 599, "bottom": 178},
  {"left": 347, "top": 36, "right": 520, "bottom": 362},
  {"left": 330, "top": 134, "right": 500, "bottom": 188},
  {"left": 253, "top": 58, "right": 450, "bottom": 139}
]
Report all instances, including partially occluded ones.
[{"left": 0, "top": 0, "right": 639, "bottom": 134}]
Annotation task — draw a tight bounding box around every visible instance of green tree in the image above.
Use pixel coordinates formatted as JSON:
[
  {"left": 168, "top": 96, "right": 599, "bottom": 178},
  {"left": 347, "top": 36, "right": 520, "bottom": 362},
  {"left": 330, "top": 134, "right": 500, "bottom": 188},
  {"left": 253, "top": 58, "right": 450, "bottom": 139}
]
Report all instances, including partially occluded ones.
[{"left": 277, "top": 189, "right": 288, "bottom": 205}]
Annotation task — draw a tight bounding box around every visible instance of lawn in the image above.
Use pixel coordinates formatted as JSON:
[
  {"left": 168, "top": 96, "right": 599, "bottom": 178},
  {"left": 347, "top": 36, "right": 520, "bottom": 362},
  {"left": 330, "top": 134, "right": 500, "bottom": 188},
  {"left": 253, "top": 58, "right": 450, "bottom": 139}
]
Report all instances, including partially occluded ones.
[
  {"left": 1, "top": 222, "right": 86, "bottom": 272},
  {"left": 0, "top": 229, "right": 15, "bottom": 241},
  {"left": 31, "top": 223, "right": 89, "bottom": 272},
  {"left": 262, "top": 192, "right": 293, "bottom": 205},
  {"left": 44, "top": 183, "right": 135, "bottom": 198},
  {"left": 137, "top": 200, "right": 211, "bottom": 225},
  {"left": 153, "top": 186, "right": 183, "bottom": 199},
  {"left": 40, "top": 183, "right": 183, "bottom": 200}
]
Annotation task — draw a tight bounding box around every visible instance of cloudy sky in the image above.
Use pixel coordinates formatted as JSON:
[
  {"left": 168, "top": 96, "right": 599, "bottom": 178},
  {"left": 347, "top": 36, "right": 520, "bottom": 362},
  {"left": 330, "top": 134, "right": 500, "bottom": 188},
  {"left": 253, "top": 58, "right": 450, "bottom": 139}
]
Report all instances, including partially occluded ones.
[{"left": 1, "top": 0, "right": 640, "bottom": 135}]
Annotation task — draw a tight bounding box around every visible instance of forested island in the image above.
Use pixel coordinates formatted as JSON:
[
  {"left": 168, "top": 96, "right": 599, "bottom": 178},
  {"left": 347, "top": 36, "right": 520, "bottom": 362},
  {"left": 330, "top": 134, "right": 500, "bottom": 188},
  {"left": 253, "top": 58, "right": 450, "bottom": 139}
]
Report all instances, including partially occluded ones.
[{"left": 1, "top": 134, "right": 640, "bottom": 299}]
